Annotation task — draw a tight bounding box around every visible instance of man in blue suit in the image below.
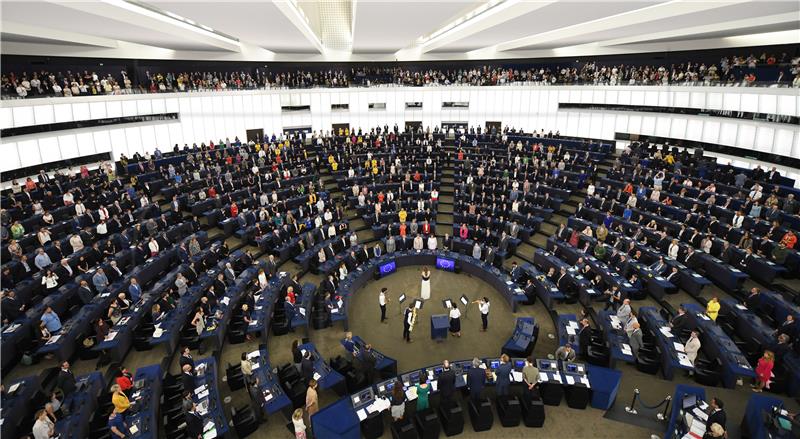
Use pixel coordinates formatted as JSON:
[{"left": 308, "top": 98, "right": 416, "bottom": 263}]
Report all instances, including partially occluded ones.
[
  {"left": 283, "top": 296, "right": 296, "bottom": 332},
  {"left": 495, "top": 354, "right": 513, "bottom": 397},
  {"left": 128, "top": 277, "right": 142, "bottom": 302},
  {"left": 92, "top": 268, "right": 109, "bottom": 293}
]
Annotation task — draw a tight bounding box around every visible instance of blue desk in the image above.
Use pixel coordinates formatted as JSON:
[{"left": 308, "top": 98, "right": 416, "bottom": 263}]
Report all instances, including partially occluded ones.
[
  {"left": 664, "top": 385, "right": 706, "bottom": 439},
  {"left": 299, "top": 343, "right": 346, "bottom": 393},
  {"left": 639, "top": 307, "right": 694, "bottom": 380},
  {"left": 587, "top": 365, "right": 621, "bottom": 410},
  {"left": 431, "top": 314, "right": 449, "bottom": 341},
  {"left": 55, "top": 371, "right": 105, "bottom": 439},
  {"left": 557, "top": 314, "right": 580, "bottom": 354},
  {"left": 760, "top": 290, "right": 800, "bottom": 325},
  {"left": 312, "top": 396, "right": 361, "bottom": 439},
  {"left": 192, "top": 358, "right": 230, "bottom": 438},
  {"left": 0, "top": 375, "right": 41, "bottom": 439},
  {"left": 682, "top": 303, "right": 756, "bottom": 388},
  {"left": 247, "top": 348, "right": 292, "bottom": 416},
  {"left": 701, "top": 253, "right": 749, "bottom": 293},
  {"left": 349, "top": 336, "right": 398, "bottom": 377},
  {"left": 501, "top": 317, "right": 536, "bottom": 358},
  {"left": 598, "top": 310, "right": 635, "bottom": 366},
  {"left": 127, "top": 364, "right": 161, "bottom": 439},
  {"left": 742, "top": 393, "right": 786, "bottom": 438}
]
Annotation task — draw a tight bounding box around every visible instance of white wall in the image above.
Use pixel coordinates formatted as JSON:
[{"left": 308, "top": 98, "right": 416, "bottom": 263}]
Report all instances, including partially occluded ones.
[{"left": 2, "top": 85, "right": 798, "bottom": 174}]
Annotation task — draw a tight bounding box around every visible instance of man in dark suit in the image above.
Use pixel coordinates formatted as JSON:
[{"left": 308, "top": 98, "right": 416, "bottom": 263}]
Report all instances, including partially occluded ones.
[
  {"left": 706, "top": 397, "right": 726, "bottom": 431},
  {"left": 185, "top": 403, "right": 204, "bottom": 439},
  {"left": 577, "top": 318, "right": 592, "bottom": 359},
  {"left": 56, "top": 361, "right": 77, "bottom": 396},
  {"left": 438, "top": 360, "right": 456, "bottom": 403},
  {"left": 179, "top": 346, "right": 195, "bottom": 370},
  {"left": 358, "top": 344, "right": 377, "bottom": 384},
  {"left": 181, "top": 364, "right": 195, "bottom": 392},
  {"left": 744, "top": 287, "right": 761, "bottom": 310},
  {"left": 301, "top": 351, "right": 314, "bottom": 383},
  {"left": 466, "top": 358, "right": 486, "bottom": 405},
  {"left": 670, "top": 306, "right": 692, "bottom": 336}
]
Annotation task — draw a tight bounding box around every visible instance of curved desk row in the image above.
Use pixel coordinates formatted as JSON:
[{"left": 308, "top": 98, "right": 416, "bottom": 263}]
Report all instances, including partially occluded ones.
[
  {"left": 334, "top": 250, "right": 527, "bottom": 330},
  {"left": 312, "top": 356, "right": 620, "bottom": 439}
]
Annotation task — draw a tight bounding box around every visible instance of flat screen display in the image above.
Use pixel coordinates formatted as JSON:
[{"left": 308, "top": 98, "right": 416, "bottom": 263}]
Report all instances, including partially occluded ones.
[
  {"left": 379, "top": 261, "right": 396, "bottom": 276},
  {"left": 436, "top": 257, "right": 455, "bottom": 271}
]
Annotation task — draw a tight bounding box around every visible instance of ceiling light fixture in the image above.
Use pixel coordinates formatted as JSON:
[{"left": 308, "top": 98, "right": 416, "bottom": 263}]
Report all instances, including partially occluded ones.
[
  {"left": 417, "top": 0, "right": 512, "bottom": 47},
  {"left": 103, "top": 0, "right": 239, "bottom": 45}
]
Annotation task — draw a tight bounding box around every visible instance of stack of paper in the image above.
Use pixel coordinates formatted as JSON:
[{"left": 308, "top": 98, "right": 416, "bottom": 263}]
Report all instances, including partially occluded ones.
[
  {"left": 580, "top": 376, "right": 590, "bottom": 387},
  {"left": 405, "top": 386, "right": 418, "bottom": 401},
  {"left": 659, "top": 327, "right": 674, "bottom": 338},
  {"left": 565, "top": 375, "right": 575, "bottom": 385},
  {"left": 674, "top": 342, "right": 685, "bottom": 352},
  {"left": 538, "top": 372, "right": 549, "bottom": 382},
  {"left": 620, "top": 344, "right": 632, "bottom": 356},
  {"left": 357, "top": 409, "right": 368, "bottom": 421}
]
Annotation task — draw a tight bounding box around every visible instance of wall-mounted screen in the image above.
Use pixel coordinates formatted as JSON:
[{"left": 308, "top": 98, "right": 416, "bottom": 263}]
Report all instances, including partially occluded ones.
[{"left": 436, "top": 257, "right": 455, "bottom": 271}]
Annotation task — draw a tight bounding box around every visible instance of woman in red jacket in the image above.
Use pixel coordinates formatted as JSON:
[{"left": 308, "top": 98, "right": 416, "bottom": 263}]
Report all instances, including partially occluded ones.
[
  {"left": 753, "top": 350, "right": 774, "bottom": 392},
  {"left": 230, "top": 202, "right": 239, "bottom": 218}
]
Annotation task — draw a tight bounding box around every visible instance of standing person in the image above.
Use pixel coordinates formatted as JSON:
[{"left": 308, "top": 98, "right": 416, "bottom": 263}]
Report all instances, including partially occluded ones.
[
  {"left": 390, "top": 381, "right": 406, "bottom": 420},
  {"left": 449, "top": 304, "right": 462, "bottom": 337},
  {"left": 522, "top": 356, "right": 540, "bottom": 397},
  {"left": 292, "top": 408, "right": 307, "bottom": 439},
  {"left": 305, "top": 379, "right": 319, "bottom": 428},
  {"left": 403, "top": 303, "right": 414, "bottom": 343},
  {"left": 420, "top": 267, "right": 431, "bottom": 300},
  {"left": 706, "top": 296, "right": 720, "bottom": 321},
  {"left": 438, "top": 361, "right": 456, "bottom": 403},
  {"left": 753, "top": 351, "right": 775, "bottom": 393},
  {"left": 467, "top": 358, "right": 486, "bottom": 405},
  {"left": 379, "top": 288, "right": 389, "bottom": 323},
  {"left": 473, "top": 297, "right": 490, "bottom": 332},
  {"left": 415, "top": 376, "right": 431, "bottom": 411},
  {"left": 32, "top": 409, "right": 55, "bottom": 439},
  {"left": 495, "top": 354, "right": 513, "bottom": 397}
]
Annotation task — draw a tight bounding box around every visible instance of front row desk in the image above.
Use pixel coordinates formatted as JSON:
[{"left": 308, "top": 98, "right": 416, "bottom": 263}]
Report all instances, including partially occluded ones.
[
  {"left": 335, "top": 250, "right": 528, "bottom": 331},
  {"left": 312, "top": 358, "right": 622, "bottom": 439},
  {"left": 665, "top": 385, "right": 798, "bottom": 439}
]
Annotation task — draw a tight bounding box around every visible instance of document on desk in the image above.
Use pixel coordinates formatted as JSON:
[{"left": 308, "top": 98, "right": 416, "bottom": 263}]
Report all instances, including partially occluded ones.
[
  {"left": 539, "top": 372, "right": 549, "bottom": 382},
  {"left": 8, "top": 382, "right": 21, "bottom": 393},
  {"left": 105, "top": 331, "right": 118, "bottom": 341},
  {"left": 580, "top": 376, "right": 590, "bottom": 387},
  {"left": 692, "top": 408, "right": 708, "bottom": 421},
  {"left": 247, "top": 351, "right": 260, "bottom": 360},
  {"left": 357, "top": 408, "right": 368, "bottom": 421},
  {"left": 313, "top": 372, "right": 322, "bottom": 381},
  {"left": 194, "top": 384, "right": 208, "bottom": 395},
  {"left": 221, "top": 297, "right": 230, "bottom": 305},
  {"left": 621, "top": 344, "right": 632, "bottom": 355},
  {"left": 129, "top": 425, "right": 139, "bottom": 435},
  {"left": 566, "top": 326, "right": 576, "bottom": 335},
  {"left": 511, "top": 371, "right": 523, "bottom": 382},
  {"left": 659, "top": 327, "right": 674, "bottom": 338},
  {"left": 197, "top": 389, "right": 209, "bottom": 400},
  {"left": 251, "top": 363, "right": 260, "bottom": 371},
  {"left": 677, "top": 354, "right": 694, "bottom": 368},
  {"left": 405, "top": 386, "right": 418, "bottom": 401},
  {"left": 153, "top": 328, "right": 163, "bottom": 338},
  {"left": 673, "top": 342, "right": 685, "bottom": 353},
  {"left": 565, "top": 375, "right": 575, "bottom": 385},
  {"left": 46, "top": 334, "right": 61, "bottom": 345},
  {"left": 431, "top": 380, "right": 438, "bottom": 392}
]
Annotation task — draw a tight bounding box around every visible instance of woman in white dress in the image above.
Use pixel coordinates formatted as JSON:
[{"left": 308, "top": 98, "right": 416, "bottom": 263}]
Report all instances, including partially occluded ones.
[{"left": 420, "top": 267, "right": 431, "bottom": 300}]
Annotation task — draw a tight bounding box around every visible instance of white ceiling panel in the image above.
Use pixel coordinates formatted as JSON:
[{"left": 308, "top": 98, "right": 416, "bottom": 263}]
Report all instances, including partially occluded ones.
[
  {"left": 352, "top": 1, "right": 479, "bottom": 53},
  {"left": 150, "top": 1, "right": 321, "bottom": 53},
  {"left": 432, "top": 1, "right": 662, "bottom": 52}
]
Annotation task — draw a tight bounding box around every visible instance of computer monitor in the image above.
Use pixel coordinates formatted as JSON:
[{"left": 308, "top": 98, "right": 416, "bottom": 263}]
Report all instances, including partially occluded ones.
[
  {"left": 682, "top": 394, "right": 697, "bottom": 410},
  {"left": 434, "top": 367, "right": 443, "bottom": 375},
  {"left": 514, "top": 360, "right": 525, "bottom": 369},
  {"left": 436, "top": 257, "right": 455, "bottom": 271},
  {"left": 490, "top": 360, "right": 500, "bottom": 369},
  {"left": 566, "top": 363, "right": 578, "bottom": 373},
  {"left": 379, "top": 261, "right": 396, "bottom": 276}
]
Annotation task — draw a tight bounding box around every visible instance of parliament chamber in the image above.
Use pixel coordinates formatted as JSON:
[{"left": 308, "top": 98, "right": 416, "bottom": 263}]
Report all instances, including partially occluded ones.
[{"left": 2, "top": 2, "right": 800, "bottom": 439}]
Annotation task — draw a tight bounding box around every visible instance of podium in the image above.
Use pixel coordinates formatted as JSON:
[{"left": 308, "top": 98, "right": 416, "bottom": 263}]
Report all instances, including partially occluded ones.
[{"left": 431, "top": 314, "right": 449, "bottom": 341}]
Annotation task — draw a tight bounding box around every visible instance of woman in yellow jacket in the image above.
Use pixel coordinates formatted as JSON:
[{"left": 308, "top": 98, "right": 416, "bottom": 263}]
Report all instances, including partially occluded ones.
[
  {"left": 111, "top": 384, "right": 130, "bottom": 413},
  {"left": 706, "top": 296, "right": 720, "bottom": 321}
]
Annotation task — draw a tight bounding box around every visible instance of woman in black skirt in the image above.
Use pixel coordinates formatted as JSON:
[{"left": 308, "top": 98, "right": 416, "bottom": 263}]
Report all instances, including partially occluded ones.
[{"left": 449, "top": 304, "right": 461, "bottom": 337}]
